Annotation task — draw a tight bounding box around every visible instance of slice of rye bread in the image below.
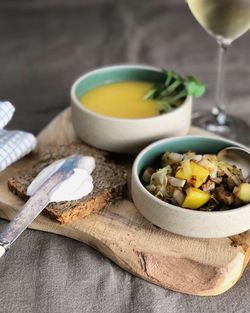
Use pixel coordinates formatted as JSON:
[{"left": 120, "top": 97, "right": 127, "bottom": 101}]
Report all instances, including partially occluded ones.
[{"left": 8, "top": 143, "right": 127, "bottom": 224}]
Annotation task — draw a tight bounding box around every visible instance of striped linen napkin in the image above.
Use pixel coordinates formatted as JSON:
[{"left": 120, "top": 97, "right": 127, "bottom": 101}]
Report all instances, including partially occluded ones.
[{"left": 0, "top": 101, "right": 37, "bottom": 172}]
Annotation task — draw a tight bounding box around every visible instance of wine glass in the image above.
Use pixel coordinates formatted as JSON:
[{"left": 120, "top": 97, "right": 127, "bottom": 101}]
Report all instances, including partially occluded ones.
[{"left": 187, "top": 0, "right": 250, "bottom": 145}]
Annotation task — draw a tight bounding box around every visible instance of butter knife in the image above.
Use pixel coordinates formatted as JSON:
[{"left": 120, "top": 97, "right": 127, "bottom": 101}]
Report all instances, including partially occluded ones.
[{"left": 0, "top": 155, "right": 83, "bottom": 258}]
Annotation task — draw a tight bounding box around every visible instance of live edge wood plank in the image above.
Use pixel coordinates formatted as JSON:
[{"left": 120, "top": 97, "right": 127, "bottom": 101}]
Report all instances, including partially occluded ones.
[{"left": 0, "top": 107, "right": 249, "bottom": 296}]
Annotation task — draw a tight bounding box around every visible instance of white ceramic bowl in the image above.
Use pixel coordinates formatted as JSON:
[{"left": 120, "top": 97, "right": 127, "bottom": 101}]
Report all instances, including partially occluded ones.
[
  {"left": 71, "top": 65, "right": 192, "bottom": 154},
  {"left": 131, "top": 136, "right": 250, "bottom": 238}
]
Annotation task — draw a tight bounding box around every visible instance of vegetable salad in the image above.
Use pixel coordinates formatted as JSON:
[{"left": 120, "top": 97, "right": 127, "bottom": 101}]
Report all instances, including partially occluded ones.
[{"left": 142, "top": 151, "right": 250, "bottom": 211}]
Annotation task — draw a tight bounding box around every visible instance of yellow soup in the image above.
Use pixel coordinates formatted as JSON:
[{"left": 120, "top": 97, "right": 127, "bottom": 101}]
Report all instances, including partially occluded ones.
[{"left": 79, "top": 81, "right": 159, "bottom": 119}]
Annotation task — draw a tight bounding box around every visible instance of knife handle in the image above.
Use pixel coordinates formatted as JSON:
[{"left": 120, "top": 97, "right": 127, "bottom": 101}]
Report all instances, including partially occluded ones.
[{"left": 0, "top": 156, "right": 80, "bottom": 258}]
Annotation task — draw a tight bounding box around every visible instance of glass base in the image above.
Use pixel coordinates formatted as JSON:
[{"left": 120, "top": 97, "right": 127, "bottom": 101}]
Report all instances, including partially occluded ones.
[{"left": 192, "top": 112, "right": 250, "bottom": 146}]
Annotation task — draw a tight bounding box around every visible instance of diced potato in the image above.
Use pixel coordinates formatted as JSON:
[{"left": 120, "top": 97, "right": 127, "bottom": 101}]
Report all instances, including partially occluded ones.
[
  {"left": 189, "top": 162, "right": 210, "bottom": 188},
  {"left": 176, "top": 160, "right": 209, "bottom": 188},
  {"left": 175, "top": 160, "right": 192, "bottom": 180},
  {"left": 235, "top": 183, "right": 250, "bottom": 203},
  {"left": 182, "top": 187, "right": 211, "bottom": 209}
]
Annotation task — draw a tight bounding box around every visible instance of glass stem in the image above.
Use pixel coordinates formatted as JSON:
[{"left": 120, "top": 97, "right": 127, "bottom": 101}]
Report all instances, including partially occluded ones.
[{"left": 212, "top": 38, "right": 229, "bottom": 125}]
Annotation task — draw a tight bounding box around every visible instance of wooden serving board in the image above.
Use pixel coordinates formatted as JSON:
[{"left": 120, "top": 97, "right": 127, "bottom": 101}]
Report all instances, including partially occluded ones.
[{"left": 0, "top": 108, "right": 249, "bottom": 296}]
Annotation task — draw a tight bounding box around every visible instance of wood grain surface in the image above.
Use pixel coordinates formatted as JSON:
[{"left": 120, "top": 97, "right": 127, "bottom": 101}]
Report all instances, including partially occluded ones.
[{"left": 0, "top": 108, "right": 249, "bottom": 296}]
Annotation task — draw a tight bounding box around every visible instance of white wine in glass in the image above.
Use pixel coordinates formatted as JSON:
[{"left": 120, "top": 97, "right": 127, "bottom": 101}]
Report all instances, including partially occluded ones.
[{"left": 187, "top": 0, "right": 250, "bottom": 144}]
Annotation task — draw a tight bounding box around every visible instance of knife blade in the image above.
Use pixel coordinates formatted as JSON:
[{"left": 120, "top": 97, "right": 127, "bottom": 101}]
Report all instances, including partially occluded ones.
[{"left": 0, "top": 155, "right": 84, "bottom": 258}]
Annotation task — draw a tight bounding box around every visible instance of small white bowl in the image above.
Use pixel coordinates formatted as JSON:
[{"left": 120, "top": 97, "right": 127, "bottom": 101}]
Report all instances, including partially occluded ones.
[
  {"left": 131, "top": 136, "right": 250, "bottom": 238},
  {"left": 71, "top": 65, "right": 192, "bottom": 154}
]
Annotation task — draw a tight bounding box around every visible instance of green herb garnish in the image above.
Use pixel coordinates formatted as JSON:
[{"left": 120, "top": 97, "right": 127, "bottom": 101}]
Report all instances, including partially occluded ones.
[{"left": 144, "top": 70, "right": 206, "bottom": 114}]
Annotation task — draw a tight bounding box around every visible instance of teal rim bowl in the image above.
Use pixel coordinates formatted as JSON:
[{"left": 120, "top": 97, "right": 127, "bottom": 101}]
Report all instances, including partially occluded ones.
[
  {"left": 73, "top": 65, "right": 167, "bottom": 111},
  {"left": 70, "top": 65, "right": 192, "bottom": 153},
  {"left": 132, "top": 135, "right": 250, "bottom": 238},
  {"left": 71, "top": 64, "right": 190, "bottom": 121}
]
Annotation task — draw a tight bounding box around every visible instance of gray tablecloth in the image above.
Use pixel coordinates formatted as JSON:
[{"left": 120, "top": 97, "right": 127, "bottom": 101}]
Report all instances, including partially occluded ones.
[{"left": 0, "top": 1, "right": 249, "bottom": 312}]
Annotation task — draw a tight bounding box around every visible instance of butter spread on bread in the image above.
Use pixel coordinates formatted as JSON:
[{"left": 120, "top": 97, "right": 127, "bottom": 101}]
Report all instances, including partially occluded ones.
[
  {"left": 27, "top": 156, "right": 95, "bottom": 202},
  {"left": 8, "top": 144, "right": 127, "bottom": 224}
]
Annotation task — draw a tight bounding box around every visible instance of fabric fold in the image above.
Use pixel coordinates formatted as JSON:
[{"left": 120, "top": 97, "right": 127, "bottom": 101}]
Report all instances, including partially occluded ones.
[
  {"left": 0, "top": 101, "right": 15, "bottom": 129},
  {"left": 0, "top": 101, "right": 37, "bottom": 172}
]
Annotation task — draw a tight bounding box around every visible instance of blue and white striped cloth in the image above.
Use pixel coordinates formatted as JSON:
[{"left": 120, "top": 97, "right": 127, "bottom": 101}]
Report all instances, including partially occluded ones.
[{"left": 0, "top": 101, "right": 37, "bottom": 172}]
